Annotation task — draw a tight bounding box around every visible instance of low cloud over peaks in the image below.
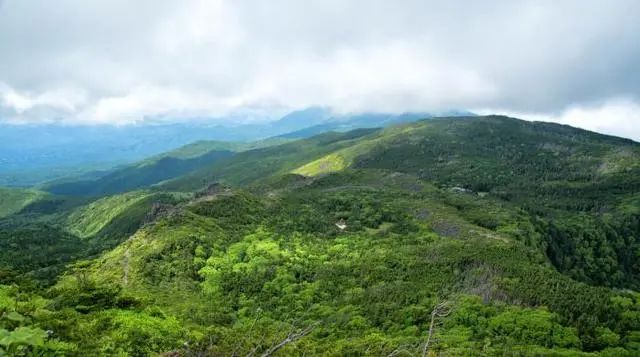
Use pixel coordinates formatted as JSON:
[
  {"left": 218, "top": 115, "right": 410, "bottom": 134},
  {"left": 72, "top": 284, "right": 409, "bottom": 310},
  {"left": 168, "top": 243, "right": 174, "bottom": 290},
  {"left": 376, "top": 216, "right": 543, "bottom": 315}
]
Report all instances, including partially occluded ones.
[{"left": 0, "top": 0, "right": 638, "bottom": 139}]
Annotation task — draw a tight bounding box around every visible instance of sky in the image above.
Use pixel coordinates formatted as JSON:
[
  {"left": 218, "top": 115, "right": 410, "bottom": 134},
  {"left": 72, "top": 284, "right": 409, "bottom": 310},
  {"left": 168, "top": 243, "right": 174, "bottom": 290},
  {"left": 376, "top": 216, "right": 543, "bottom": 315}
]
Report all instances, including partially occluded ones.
[{"left": 0, "top": 0, "right": 639, "bottom": 140}]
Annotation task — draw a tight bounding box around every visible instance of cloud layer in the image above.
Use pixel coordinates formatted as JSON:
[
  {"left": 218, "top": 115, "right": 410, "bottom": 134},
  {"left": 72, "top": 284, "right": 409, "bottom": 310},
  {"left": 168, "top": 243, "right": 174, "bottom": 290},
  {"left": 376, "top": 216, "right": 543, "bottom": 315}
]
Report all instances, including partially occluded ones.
[{"left": 0, "top": 0, "right": 639, "bottom": 139}]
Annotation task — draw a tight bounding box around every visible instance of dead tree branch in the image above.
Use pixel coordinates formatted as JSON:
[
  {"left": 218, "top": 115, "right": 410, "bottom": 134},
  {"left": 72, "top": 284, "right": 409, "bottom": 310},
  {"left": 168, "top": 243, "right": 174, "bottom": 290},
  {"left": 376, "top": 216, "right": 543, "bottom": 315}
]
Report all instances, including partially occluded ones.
[
  {"left": 422, "top": 301, "right": 451, "bottom": 357},
  {"left": 387, "top": 343, "right": 418, "bottom": 357},
  {"left": 259, "top": 323, "right": 317, "bottom": 357}
]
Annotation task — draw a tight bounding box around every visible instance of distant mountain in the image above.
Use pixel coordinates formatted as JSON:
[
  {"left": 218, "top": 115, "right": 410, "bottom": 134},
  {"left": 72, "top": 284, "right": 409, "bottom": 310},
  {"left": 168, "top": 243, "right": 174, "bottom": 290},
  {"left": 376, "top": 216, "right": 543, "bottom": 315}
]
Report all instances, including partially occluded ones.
[
  {"left": 41, "top": 137, "right": 290, "bottom": 197},
  {"left": 0, "top": 123, "right": 235, "bottom": 186},
  {"left": 278, "top": 112, "right": 433, "bottom": 138},
  {"left": 264, "top": 106, "right": 333, "bottom": 134},
  {"left": 0, "top": 108, "right": 454, "bottom": 186}
]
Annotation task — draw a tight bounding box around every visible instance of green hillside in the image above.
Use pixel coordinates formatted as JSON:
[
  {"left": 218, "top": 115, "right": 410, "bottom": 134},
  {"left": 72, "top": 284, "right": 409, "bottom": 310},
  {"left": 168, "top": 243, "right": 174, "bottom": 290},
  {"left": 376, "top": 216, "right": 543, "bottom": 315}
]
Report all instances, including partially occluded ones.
[
  {"left": 41, "top": 137, "right": 291, "bottom": 197},
  {"left": 65, "top": 191, "right": 153, "bottom": 238},
  {"left": 42, "top": 149, "right": 234, "bottom": 197},
  {"left": 45, "top": 169, "right": 640, "bottom": 355},
  {"left": 1, "top": 116, "right": 639, "bottom": 355},
  {"left": 160, "top": 128, "right": 380, "bottom": 191},
  {"left": 0, "top": 187, "right": 49, "bottom": 218},
  {"left": 349, "top": 117, "right": 640, "bottom": 287},
  {"left": 284, "top": 116, "right": 640, "bottom": 286},
  {"left": 157, "top": 116, "right": 640, "bottom": 287},
  {"left": 0, "top": 188, "right": 188, "bottom": 286}
]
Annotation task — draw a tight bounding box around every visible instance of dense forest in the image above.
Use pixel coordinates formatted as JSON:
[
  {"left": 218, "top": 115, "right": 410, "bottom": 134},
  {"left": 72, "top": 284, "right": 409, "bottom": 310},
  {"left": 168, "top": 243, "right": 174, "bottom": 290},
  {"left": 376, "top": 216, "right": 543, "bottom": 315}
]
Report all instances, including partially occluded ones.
[{"left": 1, "top": 116, "right": 639, "bottom": 355}]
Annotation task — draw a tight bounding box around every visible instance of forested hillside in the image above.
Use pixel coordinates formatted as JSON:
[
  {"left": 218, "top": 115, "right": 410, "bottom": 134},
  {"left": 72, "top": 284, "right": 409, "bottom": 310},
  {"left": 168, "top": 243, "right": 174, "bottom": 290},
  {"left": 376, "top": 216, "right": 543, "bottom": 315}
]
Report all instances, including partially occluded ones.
[
  {"left": 1, "top": 116, "right": 639, "bottom": 355},
  {"left": 41, "top": 138, "right": 291, "bottom": 197},
  {"left": 351, "top": 117, "right": 640, "bottom": 287},
  {"left": 0, "top": 188, "right": 50, "bottom": 218}
]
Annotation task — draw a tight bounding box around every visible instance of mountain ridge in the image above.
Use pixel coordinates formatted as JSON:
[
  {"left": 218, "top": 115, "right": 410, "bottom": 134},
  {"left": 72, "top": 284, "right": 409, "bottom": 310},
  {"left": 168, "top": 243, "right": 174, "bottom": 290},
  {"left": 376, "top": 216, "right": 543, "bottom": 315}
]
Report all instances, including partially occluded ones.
[
  {"left": 0, "top": 108, "right": 441, "bottom": 187},
  {"left": 1, "top": 115, "right": 639, "bottom": 355}
]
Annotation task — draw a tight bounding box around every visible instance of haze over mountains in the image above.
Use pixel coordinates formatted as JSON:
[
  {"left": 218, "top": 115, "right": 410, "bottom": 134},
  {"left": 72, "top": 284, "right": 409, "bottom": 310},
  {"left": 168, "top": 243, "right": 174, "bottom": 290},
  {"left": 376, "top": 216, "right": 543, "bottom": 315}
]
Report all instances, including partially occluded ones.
[{"left": 0, "top": 107, "right": 459, "bottom": 186}]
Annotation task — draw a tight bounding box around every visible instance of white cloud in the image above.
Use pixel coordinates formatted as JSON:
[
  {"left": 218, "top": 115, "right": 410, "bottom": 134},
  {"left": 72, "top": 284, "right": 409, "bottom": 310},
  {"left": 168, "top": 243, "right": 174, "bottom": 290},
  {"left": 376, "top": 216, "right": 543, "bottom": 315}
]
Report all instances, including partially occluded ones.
[
  {"left": 81, "top": 86, "right": 242, "bottom": 124},
  {"left": 0, "top": 0, "right": 639, "bottom": 139},
  {"left": 0, "top": 83, "right": 87, "bottom": 118},
  {"left": 241, "top": 42, "right": 498, "bottom": 113},
  {"left": 477, "top": 98, "right": 640, "bottom": 142},
  {"left": 555, "top": 99, "right": 640, "bottom": 141}
]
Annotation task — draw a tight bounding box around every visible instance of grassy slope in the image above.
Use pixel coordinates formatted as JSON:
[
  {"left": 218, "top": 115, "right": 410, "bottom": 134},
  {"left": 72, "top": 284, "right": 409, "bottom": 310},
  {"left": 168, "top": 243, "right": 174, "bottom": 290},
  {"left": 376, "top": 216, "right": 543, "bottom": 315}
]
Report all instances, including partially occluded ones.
[
  {"left": 0, "top": 187, "right": 50, "bottom": 218},
  {"left": 290, "top": 122, "right": 422, "bottom": 176},
  {"left": 160, "top": 128, "right": 380, "bottom": 191},
  {"left": 65, "top": 191, "right": 152, "bottom": 238}
]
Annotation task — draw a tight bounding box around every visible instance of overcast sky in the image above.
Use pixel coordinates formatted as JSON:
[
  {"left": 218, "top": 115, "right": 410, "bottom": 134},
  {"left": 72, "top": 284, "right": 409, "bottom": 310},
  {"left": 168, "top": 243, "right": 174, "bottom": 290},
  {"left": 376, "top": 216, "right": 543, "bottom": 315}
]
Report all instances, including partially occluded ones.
[{"left": 1, "top": 0, "right": 639, "bottom": 140}]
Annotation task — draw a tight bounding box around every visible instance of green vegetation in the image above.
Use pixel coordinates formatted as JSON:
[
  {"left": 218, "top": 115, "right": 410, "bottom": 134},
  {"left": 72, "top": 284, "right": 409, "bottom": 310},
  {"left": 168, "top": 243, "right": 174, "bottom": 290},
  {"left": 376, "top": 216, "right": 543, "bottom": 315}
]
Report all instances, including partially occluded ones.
[
  {"left": 291, "top": 152, "right": 348, "bottom": 176},
  {"left": 0, "top": 285, "right": 76, "bottom": 355},
  {"left": 150, "top": 137, "right": 292, "bottom": 160},
  {"left": 33, "top": 170, "right": 640, "bottom": 355},
  {"left": 0, "top": 188, "right": 49, "bottom": 218},
  {"left": 160, "top": 128, "right": 379, "bottom": 190},
  {"left": 43, "top": 150, "right": 234, "bottom": 197},
  {"left": 65, "top": 191, "right": 152, "bottom": 238},
  {"left": 41, "top": 137, "right": 292, "bottom": 197},
  {"left": 0, "top": 116, "right": 639, "bottom": 355},
  {"left": 350, "top": 117, "right": 640, "bottom": 287},
  {"left": 0, "top": 222, "right": 85, "bottom": 284},
  {"left": 0, "top": 189, "right": 188, "bottom": 286}
]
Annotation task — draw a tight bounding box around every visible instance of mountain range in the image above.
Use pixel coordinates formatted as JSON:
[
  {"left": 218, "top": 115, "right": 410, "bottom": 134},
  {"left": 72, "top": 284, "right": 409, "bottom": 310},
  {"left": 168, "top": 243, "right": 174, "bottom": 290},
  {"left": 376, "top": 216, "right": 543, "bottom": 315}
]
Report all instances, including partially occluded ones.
[
  {"left": 0, "top": 108, "right": 443, "bottom": 186},
  {"left": 0, "top": 115, "right": 639, "bottom": 355}
]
